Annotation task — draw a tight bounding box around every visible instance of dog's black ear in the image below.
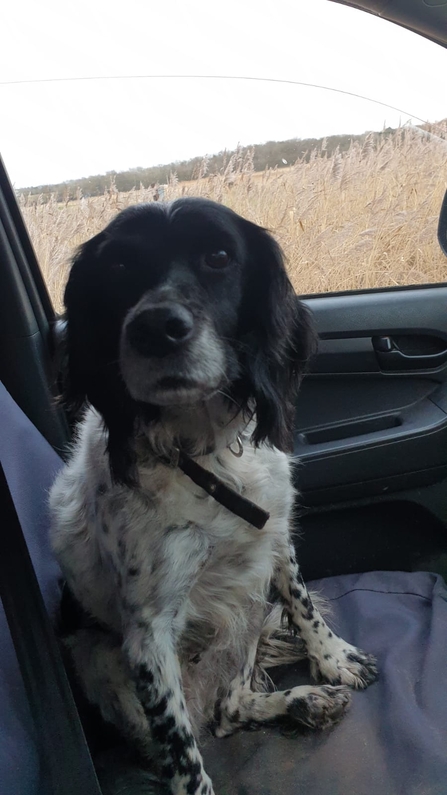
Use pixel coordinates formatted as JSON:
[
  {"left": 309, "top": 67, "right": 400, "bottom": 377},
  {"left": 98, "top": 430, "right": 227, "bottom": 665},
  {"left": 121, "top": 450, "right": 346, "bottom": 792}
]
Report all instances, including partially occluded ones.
[
  {"left": 62, "top": 232, "right": 106, "bottom": 412},
  {"left": 238, "top": 222, "right": 317, "bottom": 453},
  {"left": 62, "top": 232, "right": 139, "bottom": 485}
]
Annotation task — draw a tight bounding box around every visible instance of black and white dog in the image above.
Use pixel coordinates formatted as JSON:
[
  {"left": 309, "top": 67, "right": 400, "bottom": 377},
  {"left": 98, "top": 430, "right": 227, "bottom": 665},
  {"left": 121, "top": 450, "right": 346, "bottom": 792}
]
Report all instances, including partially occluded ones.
[{"left": 50, "top": 198, "right": 378, "bottom": 795}]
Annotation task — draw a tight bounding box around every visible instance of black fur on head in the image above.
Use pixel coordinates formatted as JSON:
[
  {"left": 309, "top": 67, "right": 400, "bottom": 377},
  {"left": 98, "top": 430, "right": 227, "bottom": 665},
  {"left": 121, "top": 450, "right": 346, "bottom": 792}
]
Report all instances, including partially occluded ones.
[{"left": 62, "top": 198, "right": 316, "bottom": 484}]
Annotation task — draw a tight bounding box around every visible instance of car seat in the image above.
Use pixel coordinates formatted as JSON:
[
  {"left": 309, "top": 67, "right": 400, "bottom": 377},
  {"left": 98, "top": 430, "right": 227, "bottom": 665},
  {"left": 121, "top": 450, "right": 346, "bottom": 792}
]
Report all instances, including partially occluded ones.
[{"left": 1, "top": 381, "right": 446, "bottom": 795}]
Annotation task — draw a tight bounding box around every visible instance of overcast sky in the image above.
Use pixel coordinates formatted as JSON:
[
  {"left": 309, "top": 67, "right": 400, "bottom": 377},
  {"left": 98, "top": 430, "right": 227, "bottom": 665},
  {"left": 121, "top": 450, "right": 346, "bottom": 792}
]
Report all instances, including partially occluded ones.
[{"left": 1, "top": 0, "right": 446, "bottom": 188}]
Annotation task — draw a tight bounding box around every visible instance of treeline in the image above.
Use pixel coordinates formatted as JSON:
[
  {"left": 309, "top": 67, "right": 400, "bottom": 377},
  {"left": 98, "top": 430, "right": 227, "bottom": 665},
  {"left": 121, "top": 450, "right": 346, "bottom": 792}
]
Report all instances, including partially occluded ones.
[{"left": 19, "top": 128, "right": 396, "bottom": 201}]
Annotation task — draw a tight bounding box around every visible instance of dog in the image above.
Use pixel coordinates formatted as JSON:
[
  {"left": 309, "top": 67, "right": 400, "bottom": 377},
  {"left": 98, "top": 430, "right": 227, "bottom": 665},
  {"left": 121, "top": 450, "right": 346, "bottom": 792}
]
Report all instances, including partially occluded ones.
[{"left": 50, "top": 198, "right": 378, "bottom": 795}]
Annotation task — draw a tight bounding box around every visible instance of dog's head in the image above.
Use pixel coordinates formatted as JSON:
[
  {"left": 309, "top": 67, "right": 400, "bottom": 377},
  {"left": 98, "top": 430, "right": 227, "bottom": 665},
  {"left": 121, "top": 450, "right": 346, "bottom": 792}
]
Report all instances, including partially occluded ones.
[{"left": 63, "top": 198, "right": 315, "bottom": 482}]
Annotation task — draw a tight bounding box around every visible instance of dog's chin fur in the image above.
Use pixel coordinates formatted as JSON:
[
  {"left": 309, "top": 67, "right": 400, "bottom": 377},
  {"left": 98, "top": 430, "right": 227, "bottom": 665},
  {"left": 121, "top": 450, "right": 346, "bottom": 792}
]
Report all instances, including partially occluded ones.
[{"left": 135, "top": 394, "right": 249, "bottom": 463}]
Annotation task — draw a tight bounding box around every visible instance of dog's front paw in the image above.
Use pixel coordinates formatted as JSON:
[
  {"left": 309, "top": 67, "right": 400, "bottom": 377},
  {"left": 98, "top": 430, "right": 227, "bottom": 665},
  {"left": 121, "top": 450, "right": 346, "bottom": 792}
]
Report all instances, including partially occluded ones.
[
  {"left": 213, "top": 716, "right": 237, "bottom": 739},
  {"left": 173, "top": 770, "right": 215, "bottom": 795},
  {"left": 310, "top": 639, "right": 378, "bottom": 690},
  {"left": 285, "top": 684, "right": 351, "bottom": 731}
]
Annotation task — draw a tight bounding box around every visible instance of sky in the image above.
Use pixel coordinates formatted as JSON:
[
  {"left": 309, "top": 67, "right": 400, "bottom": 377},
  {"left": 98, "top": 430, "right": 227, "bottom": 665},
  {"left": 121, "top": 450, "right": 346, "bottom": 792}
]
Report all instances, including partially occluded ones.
[{"left": 1, "top": 0, "right": 446, "bottom": 188}]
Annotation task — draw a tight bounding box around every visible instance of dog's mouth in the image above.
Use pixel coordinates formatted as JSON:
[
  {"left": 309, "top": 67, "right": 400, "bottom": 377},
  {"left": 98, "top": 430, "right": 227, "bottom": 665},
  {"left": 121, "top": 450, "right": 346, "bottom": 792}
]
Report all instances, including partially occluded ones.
[
  {"left": 148, "top": 376, "right": 222, "bottom": 406},
  {"left": 157, "top": 376, "right": 203, "bottom": 391}
]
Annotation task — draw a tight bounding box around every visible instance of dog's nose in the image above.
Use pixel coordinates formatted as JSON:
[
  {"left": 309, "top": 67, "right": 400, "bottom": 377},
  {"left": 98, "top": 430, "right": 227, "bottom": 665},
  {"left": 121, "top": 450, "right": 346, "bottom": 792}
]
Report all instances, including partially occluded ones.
[{"left": 126, "top": 304, "right": 194, "bottom": 357}]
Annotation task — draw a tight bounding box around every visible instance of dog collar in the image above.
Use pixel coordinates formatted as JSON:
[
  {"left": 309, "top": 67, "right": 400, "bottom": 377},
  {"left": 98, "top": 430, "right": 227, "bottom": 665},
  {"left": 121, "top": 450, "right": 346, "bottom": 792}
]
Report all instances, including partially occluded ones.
[
  {"left": 158, "top": 437, "right": 269, "bottom": 530},
  {"left": 176, "top": 450, "right": 270, "bottom": 530}
]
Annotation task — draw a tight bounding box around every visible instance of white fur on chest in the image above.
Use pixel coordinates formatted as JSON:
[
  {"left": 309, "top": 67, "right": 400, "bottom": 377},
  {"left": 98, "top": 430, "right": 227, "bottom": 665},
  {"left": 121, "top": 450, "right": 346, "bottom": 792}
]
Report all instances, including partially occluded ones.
[{"left": 50, "top": 409, "right": 295, "bottom": 645}]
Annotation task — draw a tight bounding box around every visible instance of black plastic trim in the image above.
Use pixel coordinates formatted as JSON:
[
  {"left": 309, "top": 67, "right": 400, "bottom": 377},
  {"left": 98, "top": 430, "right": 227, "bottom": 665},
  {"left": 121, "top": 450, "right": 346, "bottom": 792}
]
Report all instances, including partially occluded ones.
[
  {"left": 298, "top": 464, "right": 447, "bottom": 507},
  {"left": 0, "top": 156, "right": 55, "bottom": 329},
  {"left": 0, "top": 157, "right": 69, "bottom": 453},
  {"left": 303, "top": 288, "right": 447, "bottom": 355},
  {"left": 438, "top": 189, "right": 447, "bottom": 257},
  {"left": 299, "top": 281, "right": 447, "bottom": 301},
  {"left": 329, "top": 0, "right": 447, "bottom": 49}
]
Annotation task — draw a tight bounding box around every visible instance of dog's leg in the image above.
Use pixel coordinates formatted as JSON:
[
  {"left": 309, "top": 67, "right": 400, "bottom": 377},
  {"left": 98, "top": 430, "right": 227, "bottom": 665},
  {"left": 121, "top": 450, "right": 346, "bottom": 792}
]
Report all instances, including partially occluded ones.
[
  {"left": 127, "top": 629, "right": 213, "bottom": 795},
  {"left": 65, "top": 627, "right": 158, "bottom": 757},
  {"left": 120, "top": 526, "right": 215, "bottom": 795},
  {"left": 213, "top": 633, "right": 258, "bottom": 737},
  {"left": 216, "top": 684, "right": 350, "bottom": 735},
  {"left": 214, "top": 632, "right": 350, "bottom": 737},
  {"left": 214, "top": 628, "right": 350, "bottom": 737},
  {"left": 274, "top": 542, "right": 378, "bottom": 690}
]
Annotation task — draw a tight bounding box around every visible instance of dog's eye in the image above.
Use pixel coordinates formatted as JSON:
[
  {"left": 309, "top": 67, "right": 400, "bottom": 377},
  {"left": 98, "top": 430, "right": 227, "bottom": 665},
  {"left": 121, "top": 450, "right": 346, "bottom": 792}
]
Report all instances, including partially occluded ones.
[
  {"left": 111, "top": 262, "right": 125, "bottom": 271},
  {"left": 203, "top": 251, "right": 230, "bottom": 269}
]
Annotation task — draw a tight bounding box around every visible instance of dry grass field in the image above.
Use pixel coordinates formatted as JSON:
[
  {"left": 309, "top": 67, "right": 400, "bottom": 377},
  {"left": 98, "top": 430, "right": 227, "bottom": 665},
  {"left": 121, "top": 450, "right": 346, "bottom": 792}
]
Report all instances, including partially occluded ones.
[{"left": 19, "top": 125, "right": 447, "bottom": 312}]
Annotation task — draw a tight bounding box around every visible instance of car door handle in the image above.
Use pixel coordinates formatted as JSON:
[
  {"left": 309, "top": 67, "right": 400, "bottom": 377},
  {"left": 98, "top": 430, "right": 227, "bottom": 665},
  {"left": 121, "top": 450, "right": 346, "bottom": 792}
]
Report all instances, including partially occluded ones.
[{"left": 373, "top": 335, "right": 447, "bottom": 371}]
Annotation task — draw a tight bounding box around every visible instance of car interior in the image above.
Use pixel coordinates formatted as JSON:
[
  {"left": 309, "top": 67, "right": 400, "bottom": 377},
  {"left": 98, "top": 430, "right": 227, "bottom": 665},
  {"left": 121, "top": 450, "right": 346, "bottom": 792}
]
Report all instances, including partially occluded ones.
[{"left": 1, "top": 1, "right": 447, "bottom": 794}]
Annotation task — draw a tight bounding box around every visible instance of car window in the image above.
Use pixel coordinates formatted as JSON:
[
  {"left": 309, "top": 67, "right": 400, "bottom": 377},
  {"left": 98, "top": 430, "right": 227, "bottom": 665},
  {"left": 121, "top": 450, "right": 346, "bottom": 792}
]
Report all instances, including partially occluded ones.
[{"left": 1, "top": 0, "right": 446, "bottom": 310}]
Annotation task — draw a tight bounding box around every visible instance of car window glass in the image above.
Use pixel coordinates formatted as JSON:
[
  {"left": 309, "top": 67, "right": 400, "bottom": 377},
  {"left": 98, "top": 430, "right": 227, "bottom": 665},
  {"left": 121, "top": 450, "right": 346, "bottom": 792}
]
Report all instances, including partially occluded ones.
[{"left": 1, "top": 0, "right": 446, "bottom": 308}]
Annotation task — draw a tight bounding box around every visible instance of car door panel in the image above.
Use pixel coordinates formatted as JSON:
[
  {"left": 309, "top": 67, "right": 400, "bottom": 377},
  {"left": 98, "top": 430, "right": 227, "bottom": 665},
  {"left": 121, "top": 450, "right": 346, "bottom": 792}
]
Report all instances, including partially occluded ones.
[{"left": 295, "top": 287, "right": 447, "bottom": 505}]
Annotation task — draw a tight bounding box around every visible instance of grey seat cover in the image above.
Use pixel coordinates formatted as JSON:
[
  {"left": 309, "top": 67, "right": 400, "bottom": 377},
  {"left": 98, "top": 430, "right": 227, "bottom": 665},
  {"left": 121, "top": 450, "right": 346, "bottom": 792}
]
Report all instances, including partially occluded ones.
[
  {"left": 1, "top": 382, "right": 446, "bottom": 795},
  {"left": 204, "top": 570, "right": 447, "bottom": 795}
]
